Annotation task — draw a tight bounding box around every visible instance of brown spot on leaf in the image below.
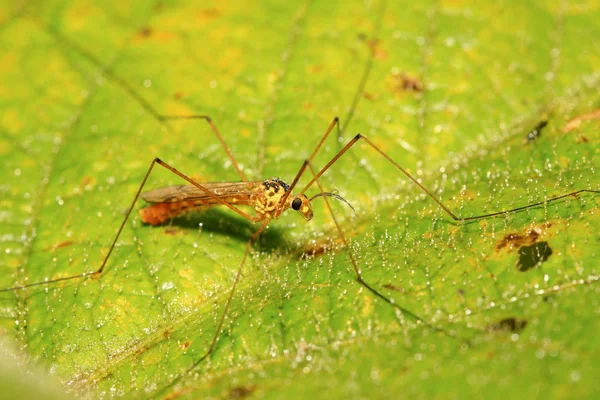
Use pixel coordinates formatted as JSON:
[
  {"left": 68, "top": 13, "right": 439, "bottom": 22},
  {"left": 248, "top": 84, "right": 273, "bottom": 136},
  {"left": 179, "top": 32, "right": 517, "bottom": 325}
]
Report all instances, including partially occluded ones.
[
  {"left": 197, "top": 8, "right": 221, "bottom": 21},
  {"left": 173, "top": 92, "right": 184, "bottom": 100},
  {"left": 300, "top": 240, "right": 333, "bottom": 258},
  {"left": 228, "top": 385, "right": 256, "bottom": 399},
  {"left": 299, "top": 235, "right": 350, "bottom": 258},
  {"left": 138, "top": 27, "right": 152, "bottom": 38},
  {"left": 80, "top": 176, "right": 95, "bottom": 187},
  {"left": 495, "top": 224, "right": 555, "bottom": 271},
  {"left": 308, "top": 64, "right": 322, "bottom": 74},
  {"left": 163, "top": 227, "right": 182, "bottom": 235},
  {"left": 131, "top": 344, "right": 152, "bottom": 358},
  {"left": 383, "top": 283, "right": 404, "bottom": 293},
  {"left": 362, "top": 91, "right": 376, "bottom": 101},
  {"left": 180, "top": 340, "right": 192, "bottom": 350},
  {"left": 164, "top": 387, "right": 194, "bottom": 400},
  {"left": 496, "top": 226, "right": 543, "bottom": 251},
  {"left": 46, "top": 240, "right": 75, "bottom": 252},
  {"left": 387, "top": 72, "right": 424, "bottom": 97},
  {"left": 367, "top": 39, "right": 388, "bottom": 59},
  {"left": 575, "top": 135, "right": 589, "bottom": 144},
  {"left": 459, "top": 189, "right": 478, "bottom": 201},
  {"left": 563, "top": 109, "right": 600, "bottom": 133},
  {"left": 487, "top": 317, "right": 528, "bottom": 333},
  {"left": 517, "top": 241, "right": 553, "bottom": 272},
  {"left": 397, "top": 73, "right": 424, "bottom": 93}
]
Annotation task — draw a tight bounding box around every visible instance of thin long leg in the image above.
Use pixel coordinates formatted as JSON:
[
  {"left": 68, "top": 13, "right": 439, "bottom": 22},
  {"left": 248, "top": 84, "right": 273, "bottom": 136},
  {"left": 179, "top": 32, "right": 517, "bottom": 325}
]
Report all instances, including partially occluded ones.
[
  {"left": 159, "top": 115, "right": 247, "bottom": 181},
  {"left": 300, "top": 134, "right": 600, "bottom": 221},
  {"left": 0, "top": 158, "right": 260, "bottom": 293},
  {"left": 277, "top": 117, "right": 340, "bottom": 217},
  {"left": 162, "top": 219, "right": 270, "bottom": 392},
  {"left": 304, "top": 162, "right": 454, "bottom": 337}
]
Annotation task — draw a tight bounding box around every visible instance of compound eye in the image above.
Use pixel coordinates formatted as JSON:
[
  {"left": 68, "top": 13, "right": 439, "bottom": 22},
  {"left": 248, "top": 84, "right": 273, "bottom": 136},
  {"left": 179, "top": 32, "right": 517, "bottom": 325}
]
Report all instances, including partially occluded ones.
[{"left": 291, "top": 197, "right": 302, "bottom": 210}]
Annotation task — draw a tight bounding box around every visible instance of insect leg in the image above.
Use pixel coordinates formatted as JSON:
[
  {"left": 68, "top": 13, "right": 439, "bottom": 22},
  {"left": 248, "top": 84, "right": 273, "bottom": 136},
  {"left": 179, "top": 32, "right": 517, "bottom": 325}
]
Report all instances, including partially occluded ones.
[
  {"left": 300, "top": 134, "right": 600, "bottom": 221},
  {"left": 304, "top": 162, "right": 449, "bottom": 334},
  {"left": 0, "top": 158, "right": 260, "bottom": 293},
  {"left": 276, "top": 117, "right": 341, "bottom": 217},
  {"left": 166, "top": 219, "right": 270, "bottom": 389},
  {"left": 159, "top": 115, "right": 247, "bottom": 181}
]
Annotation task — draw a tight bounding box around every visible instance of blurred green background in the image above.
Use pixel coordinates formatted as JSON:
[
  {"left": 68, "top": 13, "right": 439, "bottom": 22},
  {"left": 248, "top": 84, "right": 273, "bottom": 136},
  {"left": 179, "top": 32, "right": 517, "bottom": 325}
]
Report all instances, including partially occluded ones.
[{"left": 0, "top": 1, "right": 599, "bottom": 399}]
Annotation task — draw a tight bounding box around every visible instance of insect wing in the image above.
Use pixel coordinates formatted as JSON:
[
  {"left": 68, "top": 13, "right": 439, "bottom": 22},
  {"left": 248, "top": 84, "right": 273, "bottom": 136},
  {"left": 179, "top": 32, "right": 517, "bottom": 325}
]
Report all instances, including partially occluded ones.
[{"left": 141, "top": 181, "right": 262, "bottom": 203}]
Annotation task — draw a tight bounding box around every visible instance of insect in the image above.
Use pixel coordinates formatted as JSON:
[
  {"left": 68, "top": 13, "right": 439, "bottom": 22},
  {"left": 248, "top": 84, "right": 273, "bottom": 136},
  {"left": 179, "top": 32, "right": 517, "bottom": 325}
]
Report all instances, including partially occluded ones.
[
  {"left": 524, "top": 119, "right": 548, "bottom": 143},
  {"left": 1, "top": 114, "right": 598, "bottom": 394}
]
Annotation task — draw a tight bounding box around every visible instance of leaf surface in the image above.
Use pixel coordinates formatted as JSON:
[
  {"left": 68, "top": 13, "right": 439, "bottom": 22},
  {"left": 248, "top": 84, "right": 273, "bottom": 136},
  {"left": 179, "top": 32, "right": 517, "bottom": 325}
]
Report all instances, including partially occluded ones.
[{"left": 1, "top": 1, "right": 599, "bottom": 398}]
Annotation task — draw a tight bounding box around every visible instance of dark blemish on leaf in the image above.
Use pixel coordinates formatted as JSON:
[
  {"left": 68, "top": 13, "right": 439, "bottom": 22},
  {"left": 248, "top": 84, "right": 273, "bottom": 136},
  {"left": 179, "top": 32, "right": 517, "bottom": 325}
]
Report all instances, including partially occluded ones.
[
  {"left": 396, "top": 73, "right": 424, "bottom": 93},
  {"left": 543, "top": 295, "right": 555, "bottom": 303},
  {"left": 525, "top": 120, "right": 547, "bottom": 143},
  {"left": 46, "top": 240, "right": 75, "bottom": 252},
  {"left": 357, "top": 33, "right": 368, "bottom": 41},
  {"left": 308, "top": 65, "right": 322, "bottom": 74},
  {"left": 495, "top": 224, "right": 552, "bottom": 252},
  {"left": 299, "top": 241, "right": 332, "bottom": 258},
  {"left": 180, "top": 340, "right": 192, "bottom": 350},
  {"left": 132, "top": 344, "right": 152, "bottom": 358},
  {"left": 575, "top": 135, "right": 589, "bottom": 144},
  {"left": 366, "top": 39, "right": 388, "bottom": 60},
  {"left": 563, "top": 109, "right": 600, "bottom": 133},
  {"left": 299, "top": 236, "right": 346, "bottom": 259},
  {"left": 164, "top": 387, "right": 193, "bottom": 400},
  {"left": 517, "top": 241, "right": 553, "bottom": 272},
  {"left": 362, "top": 91, "right": 376, "bottom": 101},
  {"left": 496, "top": 228, "right": 541, "bottom": 252},
  {"left": 227, "top": 384, "right": 256, "bottom": 399},
  {"left": 138, "top": 27, "right": 153, "bottom": 38},
  {"left": 383, "top": 283, "right": 404, "bottom": 293},
  {"left": 198, "top": 8, "right": 221, "bottom": 20},
  {"left": 163, "top": 227, "right": 183, "bottom": 235},
  {"left": 487, "top": 317, "right": 528, "bottom": 333},
  {"left": 173, "top": 92, "right": 184, "bottom": 100},
  {"left": 80, "top": 176, "right": 94, "bottom": 186}
]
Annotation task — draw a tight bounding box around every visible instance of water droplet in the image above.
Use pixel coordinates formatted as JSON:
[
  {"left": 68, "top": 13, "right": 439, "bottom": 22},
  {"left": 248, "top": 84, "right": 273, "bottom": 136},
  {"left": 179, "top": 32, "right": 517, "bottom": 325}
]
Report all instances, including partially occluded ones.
[{"left": 570, "top": 370, "right": 581, "bottom": 382}]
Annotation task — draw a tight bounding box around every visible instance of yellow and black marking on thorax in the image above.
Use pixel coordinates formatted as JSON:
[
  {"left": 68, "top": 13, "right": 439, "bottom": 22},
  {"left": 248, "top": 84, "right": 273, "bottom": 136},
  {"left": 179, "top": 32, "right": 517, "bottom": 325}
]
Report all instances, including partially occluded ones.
[{"left": 252, "top": 178, "right": 291, "bottom": 219}]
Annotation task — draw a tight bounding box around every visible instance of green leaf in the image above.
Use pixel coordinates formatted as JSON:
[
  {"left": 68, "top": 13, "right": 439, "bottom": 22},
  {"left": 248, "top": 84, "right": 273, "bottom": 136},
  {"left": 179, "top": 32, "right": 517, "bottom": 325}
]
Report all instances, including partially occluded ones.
[
  {"left": 0, "top": 339, "right": 73, "bottom": 400},
  {"left": 1, "top": 1, "right": 599, "bottom": 399}
]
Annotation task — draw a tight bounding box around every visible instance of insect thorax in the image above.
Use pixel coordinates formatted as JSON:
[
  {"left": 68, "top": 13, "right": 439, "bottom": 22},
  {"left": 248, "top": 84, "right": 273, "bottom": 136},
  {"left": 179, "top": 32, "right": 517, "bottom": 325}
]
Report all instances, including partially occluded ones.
[{"left": 253, "top": 178, "right": 290, "bottom": 219}]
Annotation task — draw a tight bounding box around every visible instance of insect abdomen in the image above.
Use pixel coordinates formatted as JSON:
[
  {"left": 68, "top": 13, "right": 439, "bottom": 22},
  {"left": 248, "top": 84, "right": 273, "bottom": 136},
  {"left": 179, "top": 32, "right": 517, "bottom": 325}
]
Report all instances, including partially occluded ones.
[
  {"left": 139, "top": 195, "right": 254, "bottom": 225},
  {"left": 139, "top": 201, "right": 204, "bottom": 226}
]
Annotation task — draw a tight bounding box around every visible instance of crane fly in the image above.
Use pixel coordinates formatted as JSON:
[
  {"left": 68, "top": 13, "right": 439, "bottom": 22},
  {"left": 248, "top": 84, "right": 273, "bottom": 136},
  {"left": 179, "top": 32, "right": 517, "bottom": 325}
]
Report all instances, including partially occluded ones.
[
  {"left": 138, "top": 180, "right": 354, "bottom": 227},
  {"left": 1, "top": 114, "right": 598, "bottom": 393}
]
